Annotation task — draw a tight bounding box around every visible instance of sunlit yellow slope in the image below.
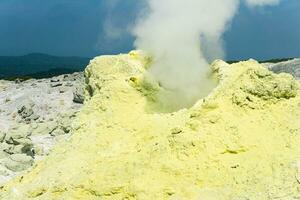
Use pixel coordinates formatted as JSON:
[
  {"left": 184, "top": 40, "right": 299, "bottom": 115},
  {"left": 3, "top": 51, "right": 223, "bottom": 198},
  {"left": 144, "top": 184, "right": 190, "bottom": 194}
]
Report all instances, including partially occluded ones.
[{"left": 1, "top": 51, "right": 300, "bottom": 199}]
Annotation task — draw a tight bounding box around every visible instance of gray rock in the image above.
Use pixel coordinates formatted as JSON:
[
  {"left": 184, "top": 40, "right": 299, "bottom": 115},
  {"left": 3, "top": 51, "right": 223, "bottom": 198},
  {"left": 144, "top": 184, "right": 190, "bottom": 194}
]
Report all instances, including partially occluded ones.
[
  {"left": 32, "top": 114, "right": 40, "bottom": 120},
  {"left": 50, "top": 128, "right": 65, "bottom": 136},
  {"left": 10, "top": 142, "right": 34, "bottom": 157},
  {"left": 50, "top": 83, "right": 63, "bottom": 87},
  {"left": 295, "top": 68, "right": 300, "bottom": 78},
  {"left": 3, "top": 154, "right": 34, "bottom": 172},
  {"left": 0, "top": 166, "right": 10, "bottom": 176},
  {"left": 5, "top": 125, "right": 31, "bottom": 144},
  {"left": 12, "top": 137, "right": 31, "bottom": 145},
  {"left": 64, "top": 82, "right": 73, "bottom": 87},
  {"left": 63, "top": 72, "right": 83, "bottom": 82},
  {"left": 14, "top": 79, "right": 22, "bottom": 84},
  {"left": 31, "top": 122, "right": 57, "bottom": 136},
  {"left": 50, "top": 77, "right": 61, "bottom": 83},
  {"left": 266, "top": 58, "right": 300, "bottom": 79},
  {"left": 17, "top": 102, "right": 39, "bottom": 122},
  {"left": 32, "top": 145, "right": 44, "bottom": 156},
  {"left": 62, "top": 74, "right": 74, "bottom": 81},
  {"left": 59, "top": 87, "right": 68, "bottom": 93},
  {"left": 4, "top": 98, "right": 11, "bottom": 103},
  {"left": 60, "top": 118, "right": 72, "bottom": 133},
  {"left": 18, "top": 103, "right": 34, "bottom": 118},
  {"left": 73, "top": 85, "right": 84, "bottom": 104},
  {"left": 30, "top": 123, "right": 38, "bottom": 130},
  {"left": 1, "top": 139, "right": 33, "bottom": 157},
  {"left": 0, "top": 131, "right": 6, "bottom": 143}
]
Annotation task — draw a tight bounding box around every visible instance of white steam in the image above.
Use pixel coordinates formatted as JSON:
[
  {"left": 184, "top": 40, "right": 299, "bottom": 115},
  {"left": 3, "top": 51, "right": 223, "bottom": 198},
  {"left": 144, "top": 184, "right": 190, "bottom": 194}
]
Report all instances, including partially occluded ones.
[
  {"left": 245, "top": 0, "right": 280, "bottom": 6},
  {"left": 133, "top": 0, "right": 280, "bottom": 109}
]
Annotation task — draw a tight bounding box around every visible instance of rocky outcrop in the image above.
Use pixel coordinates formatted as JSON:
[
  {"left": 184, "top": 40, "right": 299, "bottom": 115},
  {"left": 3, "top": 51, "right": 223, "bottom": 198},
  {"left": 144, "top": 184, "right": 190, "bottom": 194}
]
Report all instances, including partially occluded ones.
[
  {"left": 0, "top": 72, "right": 84, "bottom": 184},
  {"left": 0, "top": 52, "right": 299, "bottom": 199},
  {"left": 72, "top": 85, "right": 85, "bottom": 104},
  {"left": 265, "top": 58, "right": 300, "bottom": 79}
]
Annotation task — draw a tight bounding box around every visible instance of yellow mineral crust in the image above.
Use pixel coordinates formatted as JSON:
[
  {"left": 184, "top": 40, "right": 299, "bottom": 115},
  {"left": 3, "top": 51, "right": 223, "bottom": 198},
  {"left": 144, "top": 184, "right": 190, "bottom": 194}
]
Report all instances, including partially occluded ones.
[{"left": 1, "top": 51, "right": 300, "bottom": 199}]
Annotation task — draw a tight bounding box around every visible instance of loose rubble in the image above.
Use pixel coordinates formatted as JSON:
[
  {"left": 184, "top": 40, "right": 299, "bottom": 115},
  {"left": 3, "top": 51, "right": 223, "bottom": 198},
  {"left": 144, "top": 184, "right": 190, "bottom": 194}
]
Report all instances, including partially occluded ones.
[{"left": 0, "top": 72, "right": 84, "bottom": 184}]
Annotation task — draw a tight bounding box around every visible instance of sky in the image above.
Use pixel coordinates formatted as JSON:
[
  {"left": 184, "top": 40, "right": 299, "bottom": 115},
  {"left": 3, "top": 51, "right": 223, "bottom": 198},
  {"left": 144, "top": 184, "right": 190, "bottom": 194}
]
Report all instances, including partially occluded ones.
[{"left": 0, "top": 0, "right": 299, "bottom": 60}]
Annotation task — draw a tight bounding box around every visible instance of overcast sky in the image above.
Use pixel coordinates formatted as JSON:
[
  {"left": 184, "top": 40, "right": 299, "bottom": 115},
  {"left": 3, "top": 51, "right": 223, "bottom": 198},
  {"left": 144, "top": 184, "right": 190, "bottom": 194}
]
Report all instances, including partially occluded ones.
[{"left": 0, "top": 0, "right": 299, "bottom": 60}]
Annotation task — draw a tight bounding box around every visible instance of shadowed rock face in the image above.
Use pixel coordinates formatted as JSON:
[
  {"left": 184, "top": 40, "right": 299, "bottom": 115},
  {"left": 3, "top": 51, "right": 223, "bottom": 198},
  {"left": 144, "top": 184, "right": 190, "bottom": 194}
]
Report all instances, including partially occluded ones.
[
  {"left": 265, "top": 58, "right": 300, "bottom": 79},
  {"left": 0, "top": 52, "right": 300, "bottom": 200},
  {"left": 0, "top": 72, "right": 84, "bottom": 184}
]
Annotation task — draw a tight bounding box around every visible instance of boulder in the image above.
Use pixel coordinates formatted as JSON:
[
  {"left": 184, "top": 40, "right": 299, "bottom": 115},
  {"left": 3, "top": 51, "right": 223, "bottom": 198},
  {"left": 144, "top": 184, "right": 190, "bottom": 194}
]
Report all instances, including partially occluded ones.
[
  {"left": 18, "top": 103, "right": 34, "bottom": 119},
  {"left": 5, "top": 125, "right": 31, "bottom": 144},
  {"left": 31, "top": 122, "right": 57, "bottom": 136},
  {"left": 73, "top": 85, "right": 84, "bottom": 104},
  {"left": 17, "top": 102, "right": 39, "bottom": 122},
  {"left": 63, "top": 72, "right": 83, "bottom": 82},
  {"left": 50, "top": 83, "right": 63, "bottom": 88},
  {"left": 0, "top": 165, "right": 10, "bottom": 176},
  {"left": 10, "top": 142, "right": 34, "bottom": 157},
  {"left": 2, "top": 132, "right": 34, "bottom": 157},
  {"left": 50, "top": 77, "right": 61, "bottom": 83},
  {"left": 64, "top": 82, "right": 73, "bottom": 87},
  {"left": 50, "top": 128, "right": 65, "bottom": 136},
  {"left": 3, "top": 154, "right": 34, "bottom": 172}
]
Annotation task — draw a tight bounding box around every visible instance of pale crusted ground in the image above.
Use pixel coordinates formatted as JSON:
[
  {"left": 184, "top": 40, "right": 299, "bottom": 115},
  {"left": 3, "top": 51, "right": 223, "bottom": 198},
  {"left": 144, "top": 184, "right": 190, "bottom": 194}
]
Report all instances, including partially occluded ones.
[
  {"left": 0, "top": 73, "right": 84, "bottom": 184},
  {"left": 0, "top": 52, "right": 300, "bottom": 199}
]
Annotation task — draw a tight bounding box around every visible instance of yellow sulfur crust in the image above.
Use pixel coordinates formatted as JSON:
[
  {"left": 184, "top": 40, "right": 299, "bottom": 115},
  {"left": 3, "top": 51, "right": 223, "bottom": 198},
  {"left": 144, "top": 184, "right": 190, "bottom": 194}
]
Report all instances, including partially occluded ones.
[{"left": 1, "top": 51, "right": 300, "bottom": 199}]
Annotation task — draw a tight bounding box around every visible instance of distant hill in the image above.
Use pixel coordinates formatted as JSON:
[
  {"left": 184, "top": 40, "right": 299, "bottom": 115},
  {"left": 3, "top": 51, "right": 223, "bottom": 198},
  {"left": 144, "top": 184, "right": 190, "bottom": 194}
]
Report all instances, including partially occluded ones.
[
  {"left": 1, "top": 54, "right": 296, "bottom": 80},
  {"left": 0, "top": 53, "right": 90, "bottom": 79},
  {"left": 4, "top": 68, "right": 83, "bottom": 81}
]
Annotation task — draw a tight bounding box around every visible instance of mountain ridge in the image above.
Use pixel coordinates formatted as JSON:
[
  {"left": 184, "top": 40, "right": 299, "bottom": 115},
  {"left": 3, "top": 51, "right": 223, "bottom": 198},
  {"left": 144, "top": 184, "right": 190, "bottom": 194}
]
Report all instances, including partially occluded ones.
[{"left": 0, "top": 53, "right": 90, "bottom": 79}]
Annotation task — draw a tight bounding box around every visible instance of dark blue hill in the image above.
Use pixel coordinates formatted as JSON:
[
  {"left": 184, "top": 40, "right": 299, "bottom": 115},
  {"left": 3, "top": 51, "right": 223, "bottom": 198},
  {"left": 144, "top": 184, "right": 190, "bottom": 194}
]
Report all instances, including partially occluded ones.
[{"left": 0, "top": 53, "right": 90, "bottom": 79}]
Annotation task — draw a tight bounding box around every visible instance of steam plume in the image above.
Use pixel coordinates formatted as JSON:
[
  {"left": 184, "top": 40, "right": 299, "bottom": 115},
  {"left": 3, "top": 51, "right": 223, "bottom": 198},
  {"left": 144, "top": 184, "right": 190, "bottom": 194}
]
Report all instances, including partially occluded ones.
[
  {"left": 133, "top": 0, "right": 280, "bottom": 109},
  {"left": 246, "top": 0, "right": 280, "bottom": 6}
]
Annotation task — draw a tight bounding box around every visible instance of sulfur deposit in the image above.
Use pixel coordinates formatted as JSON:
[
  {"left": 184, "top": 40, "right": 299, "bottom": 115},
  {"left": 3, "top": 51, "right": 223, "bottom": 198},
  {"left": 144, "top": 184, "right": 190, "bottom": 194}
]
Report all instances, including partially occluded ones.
[{"left": 1, "top": 51, "right": 300, "bottom": 199}]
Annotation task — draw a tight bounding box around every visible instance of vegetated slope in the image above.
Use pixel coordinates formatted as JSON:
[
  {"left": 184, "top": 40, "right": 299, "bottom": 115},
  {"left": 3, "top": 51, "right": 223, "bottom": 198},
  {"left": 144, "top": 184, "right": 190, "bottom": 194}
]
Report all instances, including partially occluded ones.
[
  {"left": 0, "top": 53, "right": 90, "bottom": 79},
  {"left": 1, "top": 51, "right": 300, "bottom": 200}
]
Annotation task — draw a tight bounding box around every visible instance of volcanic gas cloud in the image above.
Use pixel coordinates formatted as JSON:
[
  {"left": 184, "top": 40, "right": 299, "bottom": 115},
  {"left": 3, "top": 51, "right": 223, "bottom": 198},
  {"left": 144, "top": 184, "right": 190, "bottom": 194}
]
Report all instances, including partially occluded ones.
[{"left": 133, "top": 0, "right": 280, "bottom": 108}]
